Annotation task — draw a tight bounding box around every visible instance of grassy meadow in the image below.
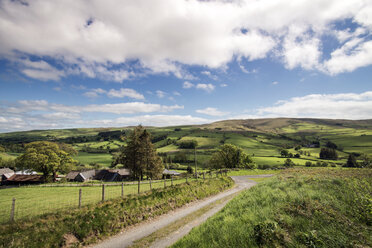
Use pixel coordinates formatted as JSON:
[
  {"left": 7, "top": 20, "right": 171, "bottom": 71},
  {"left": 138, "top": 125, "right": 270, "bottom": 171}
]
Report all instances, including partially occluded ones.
[
  {"left": 172, "top": 168, "right": 372, "bottom": 248},
  {"left": 0, "top": 177, "right": 198, "bottom": 223}
]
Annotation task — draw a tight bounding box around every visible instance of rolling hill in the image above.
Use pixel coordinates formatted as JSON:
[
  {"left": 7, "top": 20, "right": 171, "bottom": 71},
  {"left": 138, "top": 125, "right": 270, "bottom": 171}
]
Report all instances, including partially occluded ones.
[{"left": 1, "top": 118, "right": 372, "bottom": 168}]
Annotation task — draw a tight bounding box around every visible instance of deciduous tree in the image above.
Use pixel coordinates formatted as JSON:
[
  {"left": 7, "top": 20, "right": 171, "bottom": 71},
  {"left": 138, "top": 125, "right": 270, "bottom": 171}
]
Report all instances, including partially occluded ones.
[
  {"left": 15, "top": 141, "right": 75, "bottom": 181},
  {"left": 209, "top": 144, "right": 255, "bottom": 169}
]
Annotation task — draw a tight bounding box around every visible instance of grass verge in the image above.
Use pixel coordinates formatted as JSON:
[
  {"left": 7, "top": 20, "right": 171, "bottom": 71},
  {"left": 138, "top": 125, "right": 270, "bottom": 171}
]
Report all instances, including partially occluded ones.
[
  {"left": 0, "top": 177, "right": 233, "bottom": 248},
  {"left": 129, "top": 191, "right": 238, "bottom": 248},
  {"left": 172, "top": 168, "right": 372, "bottom": 248}
]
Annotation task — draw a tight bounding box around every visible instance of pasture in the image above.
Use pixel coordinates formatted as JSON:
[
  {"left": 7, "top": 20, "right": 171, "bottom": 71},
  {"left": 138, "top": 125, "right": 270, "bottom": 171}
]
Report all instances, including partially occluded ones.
[{"left": 0, "top": 177, "right": 197, "bottom": 223}]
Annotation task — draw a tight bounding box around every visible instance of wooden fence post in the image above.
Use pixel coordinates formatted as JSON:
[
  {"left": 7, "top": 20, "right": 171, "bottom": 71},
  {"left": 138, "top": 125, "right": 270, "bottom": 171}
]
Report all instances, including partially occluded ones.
[
  {"left": 171, "top": 175, "right": 173, "bottom": 186},
  {"left": 121, "top": 183, "right": 124, "bottom": 198},
  {"left": 102, "top": 184, "right": 105, "bottom": 202},
  {"left": 138, "top": 178, "right": 141, "bottom": 194},
  {"left": 78, "top": 189, "right": 82, "bottom": 208},
  {"left": 149, "top": 178, "right": 152, "bottom": 190},
  {"left": 10, "top": 198, "right": 16, "bottom": 222},
  {"left": 203, "top": 172, "right": 205, "bottom": 180},
  {"left": 164, "top": 178, "right": 166, "bottom": 188}
]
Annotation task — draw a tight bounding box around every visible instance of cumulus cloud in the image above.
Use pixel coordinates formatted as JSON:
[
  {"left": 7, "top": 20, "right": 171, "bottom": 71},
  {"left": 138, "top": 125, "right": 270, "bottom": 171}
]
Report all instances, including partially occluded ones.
[
  {"left": 156, "top": 90, "right": 166, "bottom": 98},
  {"left": 0, "top": 0, "right": 371, "bottom": 79},
  {"left": 196, "top": 83, "right": 215, "bottom": 93},
  {"left": 272, "top": 81, "right": 279, "bottom": 85},
  {"left": 83, "top": 88, "right": 144, "bottom": 100},
  {"left": 183, "top": 81, "right": 194, "bottom": 89},
  {"left": 0, "top": 100, "right": 190, "bottom": 131},
  {"left": 107, "top": 88, "right": 145, "bottom": 100},
  {"left": 255, "top": 91, "right": 372, "bottom": 119},
  {"left": 196, "top": 107, "right": 229, "bottom": 117}
]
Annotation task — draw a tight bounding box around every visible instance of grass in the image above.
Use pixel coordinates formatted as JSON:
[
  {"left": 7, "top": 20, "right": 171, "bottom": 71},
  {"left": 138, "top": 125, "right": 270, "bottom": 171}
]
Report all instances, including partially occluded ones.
[
  {"left": 227, "top": 169, "right": 280, "bottom": 176},
  {"left": 172, "top": 168, "right": 372, "bottom": 248},
  {"left": 0, "top": 177, "right": 234, "bottom": 248},
  {"left": 72, "top": 152, "right": 113, "bottom": 167},
  {"left": 0, "top": 177, "right": 198, "bottom": 223}
]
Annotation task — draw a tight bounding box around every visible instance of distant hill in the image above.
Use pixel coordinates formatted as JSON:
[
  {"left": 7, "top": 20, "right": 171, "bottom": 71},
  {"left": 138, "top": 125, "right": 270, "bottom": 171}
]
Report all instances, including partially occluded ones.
[{"left": 1, "top": 118, "right": 371, "bottom": 168}]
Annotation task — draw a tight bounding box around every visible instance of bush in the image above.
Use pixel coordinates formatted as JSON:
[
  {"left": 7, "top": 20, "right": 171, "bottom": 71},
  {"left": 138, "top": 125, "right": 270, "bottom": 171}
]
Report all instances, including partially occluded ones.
[
  {"left": 305, "top": 161, "right": 312, "bottom": 167},
  {"left": 178, "top": 140, "right": 198, "bottom": 149},
  {"left": 319, "top": 148, "right": 338, "bottom": 160},
  {"left": 284, "top": 158, "right": 295, "bottom": 167},
  {"left": 186, "top": 165, "right": 193, "bottom": 174}
]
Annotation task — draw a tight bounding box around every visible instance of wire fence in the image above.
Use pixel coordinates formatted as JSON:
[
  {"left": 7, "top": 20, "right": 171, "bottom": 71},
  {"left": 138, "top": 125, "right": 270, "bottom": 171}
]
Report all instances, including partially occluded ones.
[{"left": 0, "top": 171, "right": 226, "bottom": 224}]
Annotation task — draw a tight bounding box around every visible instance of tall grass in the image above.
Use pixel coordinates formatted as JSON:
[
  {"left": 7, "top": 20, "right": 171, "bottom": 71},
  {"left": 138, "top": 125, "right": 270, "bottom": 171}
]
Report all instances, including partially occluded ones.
[{"left": 172, "top": 168, "right": 372, "bottom": 248}]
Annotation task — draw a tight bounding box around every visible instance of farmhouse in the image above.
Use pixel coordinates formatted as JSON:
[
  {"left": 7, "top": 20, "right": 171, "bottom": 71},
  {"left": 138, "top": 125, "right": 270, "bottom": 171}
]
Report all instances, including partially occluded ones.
[
  {"left": 66, "top": 169, "right": 131, "bottom": 182},
  {"left": 0, "top": 168, "right": 14, "bottom": 182},
  {"left": 66, "top": 169, "right": 96, "bottom": 182}
]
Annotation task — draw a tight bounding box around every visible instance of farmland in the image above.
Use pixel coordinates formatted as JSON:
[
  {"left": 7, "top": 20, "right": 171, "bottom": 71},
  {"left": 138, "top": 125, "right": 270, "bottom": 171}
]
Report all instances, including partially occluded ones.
[{"left": 1, "top": 118, "right": 371, "bottom": 170}]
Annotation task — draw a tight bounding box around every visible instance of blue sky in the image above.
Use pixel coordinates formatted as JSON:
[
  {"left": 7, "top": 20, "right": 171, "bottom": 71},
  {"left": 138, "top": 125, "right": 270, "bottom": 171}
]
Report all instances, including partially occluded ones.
[{"left": 0, "top": 0, "right": 372, "bottom": 132}]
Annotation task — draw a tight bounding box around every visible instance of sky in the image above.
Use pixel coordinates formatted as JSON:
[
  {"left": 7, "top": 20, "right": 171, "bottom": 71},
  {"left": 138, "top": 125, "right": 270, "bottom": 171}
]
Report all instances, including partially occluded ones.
[{"left": 0, "top": 0, "right": 372, "bottom": 133}]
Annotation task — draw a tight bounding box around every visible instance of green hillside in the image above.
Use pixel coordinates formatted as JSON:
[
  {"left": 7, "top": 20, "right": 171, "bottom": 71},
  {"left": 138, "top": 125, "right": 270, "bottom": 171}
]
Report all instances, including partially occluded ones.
[{"left": 1, "top": 118, "right": 372, "bottom": 169}]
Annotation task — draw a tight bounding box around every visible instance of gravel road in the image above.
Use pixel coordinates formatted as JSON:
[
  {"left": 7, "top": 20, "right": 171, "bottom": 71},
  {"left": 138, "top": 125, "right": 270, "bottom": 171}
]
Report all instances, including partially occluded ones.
[{"left": 91, "top": 175, "right": 273, "bottom": 248}]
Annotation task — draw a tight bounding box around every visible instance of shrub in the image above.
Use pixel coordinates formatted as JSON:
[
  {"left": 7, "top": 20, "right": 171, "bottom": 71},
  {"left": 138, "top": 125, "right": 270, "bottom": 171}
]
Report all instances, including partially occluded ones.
[{"left": 305, "top": 161, "right": 312, "bottom": 167}]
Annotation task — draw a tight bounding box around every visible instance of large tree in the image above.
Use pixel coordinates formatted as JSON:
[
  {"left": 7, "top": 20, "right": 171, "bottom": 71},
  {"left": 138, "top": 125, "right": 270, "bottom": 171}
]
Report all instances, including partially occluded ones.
[
  {"left": 116, "top": 125, "right": 163, "bottom": 180},
  {"left": 15, "top": 141, "right": 75, "bottom": 181},
  {"left": 209, "top": 144, "right": 255, "bottom": 169}
]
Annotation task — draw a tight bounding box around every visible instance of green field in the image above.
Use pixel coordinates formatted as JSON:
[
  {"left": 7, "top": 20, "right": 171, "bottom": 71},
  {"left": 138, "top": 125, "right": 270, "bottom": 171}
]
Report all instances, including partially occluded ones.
[
  {"left": 172, "top": 168, "right": 372, "bottom": 248},
  {"left": 0, "top": 177, "right": 198, "bottom": 223},
  {"left": 72, "top": 152, "right": 114, "bottom": 167}
]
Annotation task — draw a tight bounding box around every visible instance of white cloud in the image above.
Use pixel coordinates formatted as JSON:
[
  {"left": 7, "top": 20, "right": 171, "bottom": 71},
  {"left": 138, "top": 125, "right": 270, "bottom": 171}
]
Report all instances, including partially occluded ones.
[
  {"left": 0, "top": 100, "right": 189, "bottom": 131},
  {"left": 107, "top": 88, "right": 145, "bottom": 100},
  {"left": 239, "top": 65, "right": 258, "bottom": 74},
  {"left": 83, "top": 88, "right": 145, "bottom": 100},
  {"left": 282, "top": 33, "right": 321, "bottom": 70},
  {"left": 156, "top": 90, "right": 166, "bottom": 98},
  {"left": 255, "top": 91, "right": 372, "bottom": 119},
  {"left": 19, "top": 59, "right": 65, "bottom": 81},
  {"left": 196, "top": 107, "right": 229, "bottom": 117},
  {"left": 323, "top": 40, "right": 372, "bottom": 75},
  {"left": 201, "top": 70, "right": 218, "bottom": 80},
  {"left": 272, "top": 81, "right": 279, "bottom": 85},
  {"left": 220, "top": 83, "right": 228, "bottom": 87},
  {"left": 81, "top": 115, "right": 209, "bottom": 128},
  {"left": 183, "top": 81, "right": 194, "bottom": 89},
  {"left": 1, "top": 0, "right": 371, "bottom": 78},
  {"left": 83, "top": 88, "right": 106, "bottom": 98},
  {"left": 173, "top": 91, "right": 181, "bottom": 96},
  {"left": 196, "top": 83, "right": 215, "bottom": 93}
]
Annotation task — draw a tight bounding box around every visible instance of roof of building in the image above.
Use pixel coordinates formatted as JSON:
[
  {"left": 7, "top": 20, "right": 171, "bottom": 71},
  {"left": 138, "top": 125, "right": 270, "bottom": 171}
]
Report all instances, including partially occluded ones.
[
  {"left": 6, "top": 174, "right": 44, "bottom": 182},
  {"left": 163, "top": 169, "right": 181, "bottom": 175},
  {"left": 0, "top": 168, "right": 14, "bottom": 175},
  {"left": 65, "top": 171, "right": 80, "bottom": 180}
]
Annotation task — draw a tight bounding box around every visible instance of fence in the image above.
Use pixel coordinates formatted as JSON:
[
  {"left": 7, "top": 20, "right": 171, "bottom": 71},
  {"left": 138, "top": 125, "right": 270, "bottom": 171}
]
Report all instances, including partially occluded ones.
[{"left": 0, "top": 171, "right": 227, "bottom": 224}]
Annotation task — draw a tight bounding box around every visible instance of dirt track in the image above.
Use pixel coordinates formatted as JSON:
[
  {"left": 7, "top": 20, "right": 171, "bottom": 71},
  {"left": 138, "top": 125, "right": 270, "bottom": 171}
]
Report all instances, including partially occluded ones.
[{"left": 91, "top": 175, "right": 273, "bottom": 248}]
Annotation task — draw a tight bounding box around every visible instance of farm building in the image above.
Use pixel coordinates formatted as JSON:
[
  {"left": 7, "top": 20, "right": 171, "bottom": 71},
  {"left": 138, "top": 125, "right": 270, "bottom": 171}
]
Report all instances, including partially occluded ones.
[
  {"left": 162, "top": 169, "right": 181, "bottom": 179},
  {"left": 4, "top": 174, "right": 45, "bottom": 185},
  {"left": 0, "top": 168, "right": 14, "bottom": 182},
  {"left": 66, "top": 169, "right": 96, "bottom": 182},
  {"left": 96, "top": 169, "right": 131, "bottom": 181},
  {"left": 66, "top": 169, "right": 131, "bottom": 182}
]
